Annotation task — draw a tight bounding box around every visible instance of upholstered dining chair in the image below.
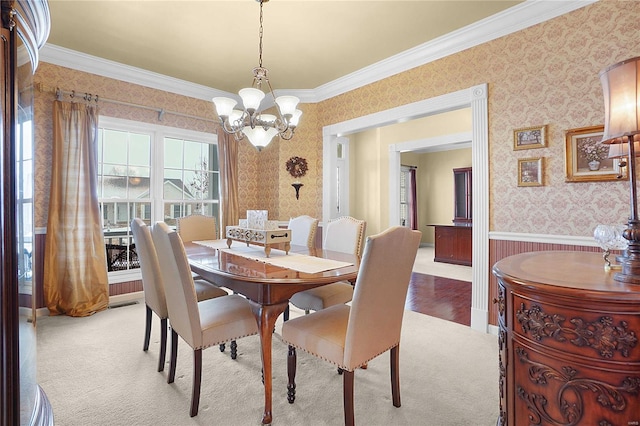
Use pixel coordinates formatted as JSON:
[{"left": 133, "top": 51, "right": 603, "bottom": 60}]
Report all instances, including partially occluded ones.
[
  {"left": 282, "top": 226, "right": 421, "bottom": 426},
  {"left": 131, "top": 218, "right": 228, "bottom": 373},
  {"left": 151, "top": 221, "right": 259, "bottom": 417},
  {"left": 176, "top": 213, "right": 236, "bottom": 353},
  {"left": 288, "top": 215, "right": 319, "bottom": 248},
  {"left": 287, "top": 216, "right": 366, "bottom": 319},
  {"left": 176, "top": 213, "right": 218, "bottom": 242}
]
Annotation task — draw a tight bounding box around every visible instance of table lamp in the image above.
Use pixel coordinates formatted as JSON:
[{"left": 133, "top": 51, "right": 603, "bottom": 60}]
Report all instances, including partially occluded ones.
[{"left": 599, "top": 56, "right": 640, "bottom": 283}]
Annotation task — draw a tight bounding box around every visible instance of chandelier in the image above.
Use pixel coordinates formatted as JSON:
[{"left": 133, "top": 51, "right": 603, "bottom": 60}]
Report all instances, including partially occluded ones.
[{"left": 212, "top": 0, "right": 302, "bottom": 151}]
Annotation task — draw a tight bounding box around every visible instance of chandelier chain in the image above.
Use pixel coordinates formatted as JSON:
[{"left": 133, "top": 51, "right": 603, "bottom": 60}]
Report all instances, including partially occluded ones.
[{"left": 258, "top": 0, "right": 264, "bottom": 69}]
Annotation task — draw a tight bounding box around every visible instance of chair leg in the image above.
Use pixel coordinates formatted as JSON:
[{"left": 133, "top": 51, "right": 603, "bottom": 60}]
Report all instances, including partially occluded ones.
[
  {"left": 230, "top": 340, "right": 238, "bottom": 359},
  {"left": 343, "top": 370, "right": 355, "bottom": 426},
  {"left": 168, "top": 329, "right": 178, "bottom": 384},
  {"left": 143, "top": 305, "right": 152, "bottom": 351},
  {"left": 390, "top": 345, "right": 401, "bottom": 407},
  {"left": 158, "top": 318, "right": 167, "bottom": 372},
  {"left": 287, "top": 345, "right": 297, "bottom": 403},
  {"left": 283, "top": 305, "right": 290, "bottom": 321},
  {"left": 190, "top": 349, "right": 202, "bottom": 417},
  {"left": 219, "top": 343, "right": 226, "bottom": 352}
]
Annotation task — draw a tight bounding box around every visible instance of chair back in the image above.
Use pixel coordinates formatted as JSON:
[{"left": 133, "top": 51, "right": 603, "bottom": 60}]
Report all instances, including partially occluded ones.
[
  {"left": 151, "top": 221, "right": 202, "bottom": 347},
  {"left": 323, "top": 216, "right": 366, "bottom": 256},
  {"left": 288, "top": 215, "right": 319, "bottom": 248},
  {"left": 130, "top": 218, "right": 167, "bottom": 318},
  {"left": 176, "top": 214, "right": 218, "bottom": 243},
  {"left": 344, "top": 226, "right": 421, "bottom": 369}
]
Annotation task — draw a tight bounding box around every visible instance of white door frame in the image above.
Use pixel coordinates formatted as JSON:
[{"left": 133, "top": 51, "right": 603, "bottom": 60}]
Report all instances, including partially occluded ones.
[{"left": 322, "top": 83, "right": 489, "bottom": 332}]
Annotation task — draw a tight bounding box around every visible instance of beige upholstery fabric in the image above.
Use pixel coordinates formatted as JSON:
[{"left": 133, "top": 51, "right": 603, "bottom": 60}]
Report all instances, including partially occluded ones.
[
  {"left": 288, "top": 215, "right": 319, "bottom": 248},
  {"left": 132, "top": 218, "right": 227, "bottom": 313},
  {"left": 282, "top": 226, "right": 422, "bottom": 371},
  {"left": 151, "top": 222, "right": 257, "bottom": 349},
  {"left": 323, "top": 216, "right": 366, "bottom": 257},
  {"left": 282, "top": 226, "right": 421, "bottom": 424},
  {"left": 131, "top": 218, "right": 228, "bottom": 372},
  {"left": 176, "top": 214, "right": 218, "bottom": 243},
  {"left": 289, "top": 216, "right": 366, "bottom": 313},
  {"left": 151, "top": 221, "right": 258, "bottom": 416}
]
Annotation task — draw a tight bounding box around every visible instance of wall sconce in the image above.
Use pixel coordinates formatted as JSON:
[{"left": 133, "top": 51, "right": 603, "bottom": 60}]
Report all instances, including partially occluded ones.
[
  {"left": 600, "top": 56, "right": 640, "bottom": 284},
  {"left": 292, "top": 183, "right": 303, "bottom": 200}
]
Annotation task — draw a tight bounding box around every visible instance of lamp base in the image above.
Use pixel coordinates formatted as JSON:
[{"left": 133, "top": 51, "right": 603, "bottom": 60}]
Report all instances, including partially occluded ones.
[{"left": 614, "top": 219, "right": 640, "bottom": 284}]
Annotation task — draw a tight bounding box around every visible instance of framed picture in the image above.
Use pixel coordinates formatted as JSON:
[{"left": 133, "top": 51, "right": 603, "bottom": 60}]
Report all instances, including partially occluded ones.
[
  {"left": 514, "top": 125, "right": 547, "bottom": 150},
  {"left": 518, "top": 157, "right": 544, "bottom": 187},
  {"left": 565, "top": 125, "right": 625, "bottom": 182}
]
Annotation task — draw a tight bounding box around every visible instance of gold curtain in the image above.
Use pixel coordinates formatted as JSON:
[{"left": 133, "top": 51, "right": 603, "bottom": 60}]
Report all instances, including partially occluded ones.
[
  {"left": 43, "top": 101, "right": 109, "bottom": 317},
  {"left": 217, "top": 130, "right": 239, "bottom": 231}
]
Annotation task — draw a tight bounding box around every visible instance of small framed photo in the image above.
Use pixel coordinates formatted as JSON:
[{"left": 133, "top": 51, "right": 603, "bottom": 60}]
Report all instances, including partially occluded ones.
[
  {"left": 518, "top": 157, "right": 544, "bottom": 187},
  {"left": 565, "top": 125, "right": 625, "bottom": 182},
  {"left": 514, "top": 125, "right": 547, "bottom": 150}
]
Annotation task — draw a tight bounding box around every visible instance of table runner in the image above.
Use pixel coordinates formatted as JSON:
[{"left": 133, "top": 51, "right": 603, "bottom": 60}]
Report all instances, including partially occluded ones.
[{"left": 193, "top": 240, "right": 353, "bottom": 274}]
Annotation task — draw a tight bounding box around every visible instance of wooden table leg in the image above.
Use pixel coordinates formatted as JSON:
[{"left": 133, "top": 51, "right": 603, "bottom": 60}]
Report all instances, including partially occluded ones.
[{"left": 249, "top": 300, "right": 288, "bottom": 425}]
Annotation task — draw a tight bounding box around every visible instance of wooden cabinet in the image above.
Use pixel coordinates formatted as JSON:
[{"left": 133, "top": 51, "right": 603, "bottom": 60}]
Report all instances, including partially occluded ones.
[
  {"left": 431, "top": 225, "right": 472, "bottom": 266},
  {"left": 453, "top": 167, "right": 472, "bottom": 225},
  {"left": 0, "top": 1, "right": 51, "bottom": 424},
  {"left": 493, "top": 251, "right": 640, "bottom": 425}
]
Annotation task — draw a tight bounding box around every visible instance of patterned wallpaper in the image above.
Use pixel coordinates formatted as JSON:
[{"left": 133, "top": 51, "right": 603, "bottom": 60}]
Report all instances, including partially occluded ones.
[
  {"left": 33, "top": 0, "right": 639, "bottom": 238},
  {"left": 317, "top": 0, "right": 639, "bottom": 237}
]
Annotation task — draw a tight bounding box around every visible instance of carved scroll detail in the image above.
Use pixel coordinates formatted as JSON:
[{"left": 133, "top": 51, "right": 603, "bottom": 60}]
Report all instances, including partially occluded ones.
[
  {"left": 516, "top": 347, "right": 640, "bottom": 426},
  {"left": 516, "top": 303, "right": 638, "bottom": 358}
]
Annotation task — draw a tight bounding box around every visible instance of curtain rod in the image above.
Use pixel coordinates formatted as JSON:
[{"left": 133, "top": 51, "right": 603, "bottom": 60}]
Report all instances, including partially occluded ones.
[{"left": 36, "top": 83, "right": 217, "bottom": 124}]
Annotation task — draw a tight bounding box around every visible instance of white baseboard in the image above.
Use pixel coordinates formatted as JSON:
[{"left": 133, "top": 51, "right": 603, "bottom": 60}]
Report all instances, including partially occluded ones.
[
  {"left": 487, "top": 324, "right": 499, "bottom": 336},
  {"left": 109, "top": 291, "right": 144, "bottom": 307}
]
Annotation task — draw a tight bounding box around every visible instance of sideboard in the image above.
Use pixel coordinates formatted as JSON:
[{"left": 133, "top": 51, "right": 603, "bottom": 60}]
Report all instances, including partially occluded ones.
[
  {"left": 492, "top": 251, "right": 640, "bottom": 425},
  {"left": 430, "top": 224, "right": 472, "bottom": 266}
]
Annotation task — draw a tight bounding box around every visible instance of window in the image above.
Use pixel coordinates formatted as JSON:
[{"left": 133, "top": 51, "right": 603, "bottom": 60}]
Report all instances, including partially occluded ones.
[
  {"left": 400, "top": 165, "right": 416, "bottom": 229},
  {"left": 97, "top": 117, "right": 218, "bottom": 280},
  {"left": 17, "top": 111, "right": 33, "bottom": 287}
]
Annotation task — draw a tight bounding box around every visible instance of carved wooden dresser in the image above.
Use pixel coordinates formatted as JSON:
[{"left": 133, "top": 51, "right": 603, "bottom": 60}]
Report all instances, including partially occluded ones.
[{"left": 492, "top": 251, "right": 640, "bottom": 425}]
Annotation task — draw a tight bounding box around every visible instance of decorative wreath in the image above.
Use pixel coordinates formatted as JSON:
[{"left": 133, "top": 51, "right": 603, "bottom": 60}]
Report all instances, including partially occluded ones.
[{"left": 286, "top": 156, "right": 308, "bottom": 178}]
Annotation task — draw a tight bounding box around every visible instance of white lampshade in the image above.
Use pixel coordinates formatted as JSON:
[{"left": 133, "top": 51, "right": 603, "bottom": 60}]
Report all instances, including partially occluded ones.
[
  {"left": 242, "top": 126, "right": 279, "bottom": 150},
  {"left": 290, "top": 109, "right": 303, "bottom": 127},
  {"left": 600, "top": 57, "right": 640, "bottom": 144},
  {"left": 212, "top": 97, "right": 237, "bottom": 117},
  {"left": 275, "top": 95, "right": 300, "bottom": 116},
  {"left": 239, "top": 88, "right": 265, "bottom": 112}
]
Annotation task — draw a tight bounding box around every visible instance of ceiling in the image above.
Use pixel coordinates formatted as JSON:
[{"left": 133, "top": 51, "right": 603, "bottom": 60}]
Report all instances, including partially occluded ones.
[{"left": 45, "top": 1, "right": 524, "bottom": 95}]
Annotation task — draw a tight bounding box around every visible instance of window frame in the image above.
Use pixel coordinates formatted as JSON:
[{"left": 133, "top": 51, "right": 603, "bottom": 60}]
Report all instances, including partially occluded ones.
[{"left": 98, "top": 116, "right": 218, "bottom": 284}]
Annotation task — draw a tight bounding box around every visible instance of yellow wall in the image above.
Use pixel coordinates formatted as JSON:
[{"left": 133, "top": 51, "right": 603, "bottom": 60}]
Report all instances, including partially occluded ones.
[{"left": 348, "top": 108, "right": 471, "bottom": 237}]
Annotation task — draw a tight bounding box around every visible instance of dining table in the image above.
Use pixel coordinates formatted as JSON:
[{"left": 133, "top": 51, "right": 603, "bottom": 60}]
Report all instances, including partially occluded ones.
[{"left": 184, "top": 240, "right": 360, "bottom": 425}]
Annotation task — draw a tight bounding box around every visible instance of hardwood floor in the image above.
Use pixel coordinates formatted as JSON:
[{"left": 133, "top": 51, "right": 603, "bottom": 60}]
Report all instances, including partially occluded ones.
[{"left": 405, "top": 272, "right": 471, "bottom": 326}]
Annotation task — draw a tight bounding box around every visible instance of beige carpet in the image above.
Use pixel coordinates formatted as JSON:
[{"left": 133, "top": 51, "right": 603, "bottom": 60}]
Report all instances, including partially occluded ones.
[
  {"left": 413, "top": 247, "right": 472, "bottom": 282},
  {"left": 37, "top": 300, "right": 498, "bottom": 425}
]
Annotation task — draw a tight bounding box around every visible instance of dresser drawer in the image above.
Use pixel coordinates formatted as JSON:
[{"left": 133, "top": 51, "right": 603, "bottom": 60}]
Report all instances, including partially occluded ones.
[{"left": 512, "top": 293, "right": 640, "bottom": 365}]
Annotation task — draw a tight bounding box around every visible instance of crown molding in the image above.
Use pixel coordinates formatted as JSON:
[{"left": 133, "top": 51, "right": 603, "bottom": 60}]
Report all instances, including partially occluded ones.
[
  {"left": 39, "top": 0, "right": 597, "bottom": 104},
  {"left": 312, "top": 0, "right": 598, "bottom": 102},
  {"left": 40, "top": 44, "right": 235, "bottom": 102}
]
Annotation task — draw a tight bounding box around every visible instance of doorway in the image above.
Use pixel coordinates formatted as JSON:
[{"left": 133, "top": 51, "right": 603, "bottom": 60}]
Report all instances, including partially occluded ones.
[{"left": 322, "top": 84, "right": 489, "bottom": 333}]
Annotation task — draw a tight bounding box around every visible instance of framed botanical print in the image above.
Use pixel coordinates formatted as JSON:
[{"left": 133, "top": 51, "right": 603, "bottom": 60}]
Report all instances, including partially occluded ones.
[
  {"left": 514, "top": 125, "right": 546, "bottom": 150},
  {"left": 565, "top": 125, "right": 625, "bottom": 182},
  {"left": 517, "top": 157, "right": 544, "bottom": 187}
]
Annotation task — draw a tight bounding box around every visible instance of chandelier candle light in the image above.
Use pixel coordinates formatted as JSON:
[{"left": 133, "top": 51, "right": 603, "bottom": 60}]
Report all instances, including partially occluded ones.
[
  {"left": 212, "top": 0, "right": 302, "bottom": 151},
  {"left": 600, "top": 56, "right": 640, "bottom": 284}
]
